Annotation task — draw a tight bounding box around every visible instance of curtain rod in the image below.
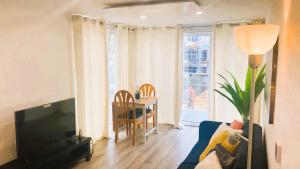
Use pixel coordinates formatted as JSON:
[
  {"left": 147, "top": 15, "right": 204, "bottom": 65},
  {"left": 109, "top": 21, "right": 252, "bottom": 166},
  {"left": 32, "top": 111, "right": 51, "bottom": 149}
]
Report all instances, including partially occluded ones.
[
  {"left": 181, "top": 24, "right": 213, "bottom": 28},
  {"left": 215, "top": 18, "right": 265, "bottom": 24},
  {"left": 215, "top": 20, "right": 252, "bottom": 25}
]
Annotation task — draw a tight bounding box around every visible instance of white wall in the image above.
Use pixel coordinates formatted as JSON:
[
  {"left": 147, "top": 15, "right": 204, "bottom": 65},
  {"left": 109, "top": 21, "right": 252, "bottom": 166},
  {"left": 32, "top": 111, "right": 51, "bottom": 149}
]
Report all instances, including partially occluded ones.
[
  {"left": 265, "top": 0, "right": 300, "bottom": 168},
  {"left": 0, "top": 2, "right": 76, "bottom": 165}
]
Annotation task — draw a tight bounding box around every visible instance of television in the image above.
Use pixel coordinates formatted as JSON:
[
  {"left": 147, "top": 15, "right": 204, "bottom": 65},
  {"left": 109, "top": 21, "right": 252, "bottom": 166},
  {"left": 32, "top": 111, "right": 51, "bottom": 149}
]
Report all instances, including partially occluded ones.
[{"left": 15, "top": 98, "right": 76, "bottom": 164}]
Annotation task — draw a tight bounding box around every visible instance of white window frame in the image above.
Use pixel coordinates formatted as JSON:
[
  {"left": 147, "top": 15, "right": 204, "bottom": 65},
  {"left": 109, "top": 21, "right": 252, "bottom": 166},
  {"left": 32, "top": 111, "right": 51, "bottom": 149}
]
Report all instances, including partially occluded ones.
[{"left": 182, "top": 26, "right": 215, "bottom": 122}]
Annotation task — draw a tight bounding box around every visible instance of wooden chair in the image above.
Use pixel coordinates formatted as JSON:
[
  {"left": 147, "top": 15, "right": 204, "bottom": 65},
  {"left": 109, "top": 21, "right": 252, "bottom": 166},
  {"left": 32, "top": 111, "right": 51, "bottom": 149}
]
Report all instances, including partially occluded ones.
[
  {"left": 113, "top": 90, "right": 143, "bottom": 145},
  {"left": 139, "top": 83, "right": 156, "bottom": 130}
]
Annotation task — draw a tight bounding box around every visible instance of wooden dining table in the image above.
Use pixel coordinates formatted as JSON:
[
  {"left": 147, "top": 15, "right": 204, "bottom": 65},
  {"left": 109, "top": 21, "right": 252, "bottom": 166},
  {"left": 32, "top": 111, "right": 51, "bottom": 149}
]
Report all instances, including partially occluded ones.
[
  {"left": 112, "top": 96, "right": 158, "bottom": 144},
  {"left": 135, "top": 96, "right": 158, "bottom": 143}
]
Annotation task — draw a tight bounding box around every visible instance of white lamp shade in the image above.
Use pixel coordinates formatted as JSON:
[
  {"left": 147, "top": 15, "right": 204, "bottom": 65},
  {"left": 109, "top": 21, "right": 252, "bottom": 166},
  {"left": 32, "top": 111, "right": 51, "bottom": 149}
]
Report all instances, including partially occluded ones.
[{"left": 234, "top": 24, "right": 280, "bottom": 55}]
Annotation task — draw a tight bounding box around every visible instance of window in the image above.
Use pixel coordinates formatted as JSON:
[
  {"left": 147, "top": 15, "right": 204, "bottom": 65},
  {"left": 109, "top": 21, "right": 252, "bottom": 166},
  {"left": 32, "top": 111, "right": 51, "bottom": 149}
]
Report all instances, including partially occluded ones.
[
  {"left": 107, "top": 29, "right": 118, "bottom": 107},
  {"left": 182, "top": 32, "right": 212, "bottom": 126},
  {"left": 107, "top": 28, "right": 118, "bottom": 135}
]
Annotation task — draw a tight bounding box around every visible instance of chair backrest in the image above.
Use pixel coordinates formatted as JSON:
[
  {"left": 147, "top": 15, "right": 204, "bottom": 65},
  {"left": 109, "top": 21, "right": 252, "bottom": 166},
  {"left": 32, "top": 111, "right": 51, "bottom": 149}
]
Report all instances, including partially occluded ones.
[
  {"left": 139, "top": 83, "right": 156, "bottom": 97},
  {"left": 113, "top": 90, "right": 135, "bottom": 120}
]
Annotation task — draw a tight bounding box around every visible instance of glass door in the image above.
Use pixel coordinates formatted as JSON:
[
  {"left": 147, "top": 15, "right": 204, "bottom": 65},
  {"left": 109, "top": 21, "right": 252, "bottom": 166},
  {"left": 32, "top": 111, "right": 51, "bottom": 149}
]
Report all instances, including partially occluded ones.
[{"left": 181, "top": 32, "right": 212, "bottom": 126}]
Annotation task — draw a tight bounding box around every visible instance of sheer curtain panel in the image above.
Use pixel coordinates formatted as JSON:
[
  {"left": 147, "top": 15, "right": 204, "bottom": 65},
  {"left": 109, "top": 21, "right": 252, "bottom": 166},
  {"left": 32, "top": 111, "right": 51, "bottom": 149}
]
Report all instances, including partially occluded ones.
[
  {"left": 131, "top": 26, "right": 184, "bottom": 127},
  {"left": 72, "top": 15, "right": 109, "bottom": 140},
  {"left": 214, "top": 23, "right": 262, "bottom": 124}
]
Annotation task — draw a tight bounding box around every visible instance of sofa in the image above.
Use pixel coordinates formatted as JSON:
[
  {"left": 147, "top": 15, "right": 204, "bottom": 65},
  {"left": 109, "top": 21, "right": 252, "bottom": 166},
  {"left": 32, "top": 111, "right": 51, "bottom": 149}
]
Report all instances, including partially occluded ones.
[{"left": 178, "top": 121, "right": 264, "bottom": 169}]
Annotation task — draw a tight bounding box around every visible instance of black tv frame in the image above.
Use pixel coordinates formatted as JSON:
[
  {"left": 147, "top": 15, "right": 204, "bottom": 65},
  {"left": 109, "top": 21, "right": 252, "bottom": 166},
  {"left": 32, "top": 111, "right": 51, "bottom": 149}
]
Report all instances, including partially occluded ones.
[
  {"left": 14, "top": 98, "right": 76, "bottom": 161},
  {"left": 6, "top": 98, "right": 92, "bottom": 169}
]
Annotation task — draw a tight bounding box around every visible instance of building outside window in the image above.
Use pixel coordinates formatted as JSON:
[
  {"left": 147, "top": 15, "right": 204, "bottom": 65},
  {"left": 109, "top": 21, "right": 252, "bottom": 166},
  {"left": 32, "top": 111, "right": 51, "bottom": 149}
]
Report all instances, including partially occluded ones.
[{"left": 182, "top": 32, "right": 212, "bottom": 126}]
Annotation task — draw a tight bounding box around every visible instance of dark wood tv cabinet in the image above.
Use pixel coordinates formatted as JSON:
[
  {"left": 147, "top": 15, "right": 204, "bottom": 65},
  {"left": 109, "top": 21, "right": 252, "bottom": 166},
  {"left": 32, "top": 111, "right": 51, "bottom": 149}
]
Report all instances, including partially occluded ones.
[{"left": 0, "top": 136, "right": 92, "bottom": 169}]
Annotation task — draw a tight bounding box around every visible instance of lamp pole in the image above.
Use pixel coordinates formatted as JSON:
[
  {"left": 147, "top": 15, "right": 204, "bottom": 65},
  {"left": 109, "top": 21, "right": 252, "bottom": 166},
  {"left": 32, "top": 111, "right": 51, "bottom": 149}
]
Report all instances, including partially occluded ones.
[
  {"left": 234, "top": 24, "right": 280, "bottom": 169},
  {"left": 247, "top": 55, "right": 262, "bottom": 169}
]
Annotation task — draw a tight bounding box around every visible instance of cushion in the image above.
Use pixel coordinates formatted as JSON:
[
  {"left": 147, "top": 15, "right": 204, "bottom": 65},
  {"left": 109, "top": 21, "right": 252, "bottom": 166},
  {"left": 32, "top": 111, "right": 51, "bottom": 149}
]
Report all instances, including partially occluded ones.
[
  {"left": 209, "top": 123, "right": 242, "bottom": 144},
  {"left": 233, "top": 124, "right": 264, "bottom": 169},
  {"left": 230, "top": 120, "right": 244, "bottom": 130},
  {"left": 214, "top": 144, "right": 237, "bottom": 169},
  {"left": 195, "top": 151, "right": 222, "bottom": 169},
  {"left": 136, "top": 108, "right": 152, "bottom": 114},
  {"left": 200, "top": 131, "right": 240, "bottom": 161},
  {"left": 128, "top": 109, "right": 143, "bottom": 119},
  {"left": 219, "top": 133, "right": 240, "bottom": 155},
  {"left": 200, "top": 130, "right": 230, "bottom": 160}
]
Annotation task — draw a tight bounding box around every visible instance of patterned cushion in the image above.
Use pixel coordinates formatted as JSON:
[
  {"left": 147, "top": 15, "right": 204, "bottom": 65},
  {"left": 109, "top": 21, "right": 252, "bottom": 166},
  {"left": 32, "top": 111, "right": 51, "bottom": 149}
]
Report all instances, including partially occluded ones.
[
  {"left": 209, "top": 123, "right": 242, "bottom": 144},
  {"left": 200, "top": 130, "right": 229, "bottom": 161},
  {"left": 230, "top": 120, "right": 244, "bottom": 130},
  {"left": 219, "top": 133, "right": 240, "bottom": 155},
  {"left": 200, "top": 131, "right": 240, "bottom": 161}
]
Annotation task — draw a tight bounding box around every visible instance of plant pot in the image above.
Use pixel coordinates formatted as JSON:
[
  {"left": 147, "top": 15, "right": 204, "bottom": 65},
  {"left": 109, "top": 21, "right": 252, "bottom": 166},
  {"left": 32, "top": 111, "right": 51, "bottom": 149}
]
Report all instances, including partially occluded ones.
[{"left": 135, "top": 93, "right": 140, "bottom": 100}]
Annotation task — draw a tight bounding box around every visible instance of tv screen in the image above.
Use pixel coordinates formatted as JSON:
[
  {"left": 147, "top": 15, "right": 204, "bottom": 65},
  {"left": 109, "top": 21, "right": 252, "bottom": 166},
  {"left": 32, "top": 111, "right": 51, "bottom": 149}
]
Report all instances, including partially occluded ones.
[{"left": 15, "top": 98, "right": 76, "bottom": 163}]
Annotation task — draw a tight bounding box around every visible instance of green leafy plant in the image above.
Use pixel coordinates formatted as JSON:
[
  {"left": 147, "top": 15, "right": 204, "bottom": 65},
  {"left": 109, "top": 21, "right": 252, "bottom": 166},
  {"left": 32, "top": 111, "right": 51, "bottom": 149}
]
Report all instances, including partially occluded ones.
[
  {"left": 214, "top": 65, "right": 266, "bottom": 122},
  {"left": 135, "top": 86, "right": 141, "bottom": 99}
]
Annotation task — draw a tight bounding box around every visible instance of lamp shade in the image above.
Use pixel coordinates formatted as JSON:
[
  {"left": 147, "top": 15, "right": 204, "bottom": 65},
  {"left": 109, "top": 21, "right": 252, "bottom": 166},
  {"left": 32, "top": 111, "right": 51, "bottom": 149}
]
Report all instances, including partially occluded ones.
[{"left": 234, "top": 24, "right": 280, "bottom": 55}]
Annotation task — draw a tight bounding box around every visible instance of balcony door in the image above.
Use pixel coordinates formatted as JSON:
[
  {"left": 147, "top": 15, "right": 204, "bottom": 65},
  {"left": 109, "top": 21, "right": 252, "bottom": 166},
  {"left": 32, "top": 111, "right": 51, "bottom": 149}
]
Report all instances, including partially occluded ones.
[{"left": 181, "top": 31, "right": 213, "bottom": 126}]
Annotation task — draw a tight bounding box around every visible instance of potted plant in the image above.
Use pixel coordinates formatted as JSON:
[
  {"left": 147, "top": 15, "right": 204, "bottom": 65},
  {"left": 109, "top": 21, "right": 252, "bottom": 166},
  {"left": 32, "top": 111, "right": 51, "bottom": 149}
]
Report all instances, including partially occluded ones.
[
  {"left": 214, "top": 65, "right": 266, "bottom": 123},
  {"left": 135, "top": 86, "right": 141, "bottom": 100}
]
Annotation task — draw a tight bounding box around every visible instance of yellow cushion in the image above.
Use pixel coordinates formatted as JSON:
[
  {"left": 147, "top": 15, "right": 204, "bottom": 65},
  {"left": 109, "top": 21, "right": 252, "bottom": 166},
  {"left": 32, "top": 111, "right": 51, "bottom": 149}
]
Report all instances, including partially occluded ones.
[
  {"left": 200, "top": 130, "right": 229, "bottom": 161},
  {"left": 199, "top": 131, "right": 240, "bottom": 161},
  {"left": 220, "top": 136, "right": 240, "bottom": 154}
]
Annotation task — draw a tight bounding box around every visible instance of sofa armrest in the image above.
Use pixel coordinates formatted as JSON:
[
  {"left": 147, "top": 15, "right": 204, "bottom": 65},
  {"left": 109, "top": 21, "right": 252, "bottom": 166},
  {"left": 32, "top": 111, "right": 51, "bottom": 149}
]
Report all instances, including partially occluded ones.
[{"left": 198, "top": 121, "right": 223, "bottom": 141}]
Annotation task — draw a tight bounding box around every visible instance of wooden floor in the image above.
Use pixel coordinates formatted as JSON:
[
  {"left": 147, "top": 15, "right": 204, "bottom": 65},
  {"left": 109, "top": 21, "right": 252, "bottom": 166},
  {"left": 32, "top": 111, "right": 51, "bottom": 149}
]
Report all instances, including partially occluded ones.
[{"left": 74, "top": 125, "right": 198, "bottom": 169}]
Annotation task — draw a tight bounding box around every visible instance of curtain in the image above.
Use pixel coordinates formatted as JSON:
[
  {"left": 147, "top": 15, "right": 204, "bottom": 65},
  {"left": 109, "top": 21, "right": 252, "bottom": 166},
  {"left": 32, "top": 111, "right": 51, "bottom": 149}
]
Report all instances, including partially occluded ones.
[
  {"left": 214, "top": 23, "right": 248, "bottom": 123},
  {"left": 71, "top": 15, "right": 109, "bottom": 140},
  {"left": 109, "top": 25, "right": 136, "bottom": 92},
  {"left": 214, "top": 23, "right": 262, "bottom": 123},
  {"left": 116, "top": 25, "right": 130, "bottom": 90},
  {"left": 176, "top": 27, "right": 184, "bottom": 128},
  {"left": 129, "top": 26, "right": 183, "bottom": 127}
]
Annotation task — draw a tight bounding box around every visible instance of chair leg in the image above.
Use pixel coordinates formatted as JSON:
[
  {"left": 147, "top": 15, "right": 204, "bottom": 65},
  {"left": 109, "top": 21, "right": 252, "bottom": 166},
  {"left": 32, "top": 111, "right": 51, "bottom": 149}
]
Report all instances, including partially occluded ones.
[
  {"left": 115, "top": 122, "right": 118, "bottom": 143},
  {"left": 126, "top": 122, "right": 129, "bottom": 136},
  {"left": 153, "top": 113, "right": 155, "bottom": 128},
  {"left": 133, "top": 122, "right": 136, "bottom": 145},
  {"left": 146, "top": 118, "right": 148, "bottom": 130}
]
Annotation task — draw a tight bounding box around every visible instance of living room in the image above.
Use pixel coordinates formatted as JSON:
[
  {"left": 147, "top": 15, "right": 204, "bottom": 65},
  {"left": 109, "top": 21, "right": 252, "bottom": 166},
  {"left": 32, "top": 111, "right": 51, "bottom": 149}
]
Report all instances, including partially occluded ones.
[{"left": 0, "top": 0, "right": 299, "bottom": 169}]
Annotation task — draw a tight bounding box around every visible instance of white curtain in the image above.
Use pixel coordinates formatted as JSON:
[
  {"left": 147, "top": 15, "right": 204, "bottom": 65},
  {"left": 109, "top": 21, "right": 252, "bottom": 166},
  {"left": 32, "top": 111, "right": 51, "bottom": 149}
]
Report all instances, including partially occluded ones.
[
  {"left": 129, "top": 26, "right": 184, "bottom": 127},
  {"left": 214, "top": 23, "right": 247, "bottom": 123},
  {"left": 71, "top": 15, "right": 109, "bottom": 140},
  {"left": 214, "top": 23, "right": 262, "bottom": 123},
  {"left": 116, "top": 25, "right": 130, "bottom": 90},
  {"left": 176, "top": 27, "right": 184, "bottom": 128},
  {"left": 110, "top": 25, "right": 138, "bottom": 93}
]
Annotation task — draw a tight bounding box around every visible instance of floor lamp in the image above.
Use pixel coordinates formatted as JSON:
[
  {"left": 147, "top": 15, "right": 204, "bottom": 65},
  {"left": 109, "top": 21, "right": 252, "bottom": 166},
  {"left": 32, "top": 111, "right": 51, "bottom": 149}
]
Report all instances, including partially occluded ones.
[{"left": 234, "top": 24, "right": 280, "bottom": 169}]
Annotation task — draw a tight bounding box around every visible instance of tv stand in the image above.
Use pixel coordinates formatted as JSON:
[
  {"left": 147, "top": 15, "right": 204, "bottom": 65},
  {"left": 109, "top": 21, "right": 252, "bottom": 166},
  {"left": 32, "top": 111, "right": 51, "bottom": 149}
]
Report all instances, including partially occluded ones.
[{"left": 0, "top": 136, "right": 92, "bottom": 169}]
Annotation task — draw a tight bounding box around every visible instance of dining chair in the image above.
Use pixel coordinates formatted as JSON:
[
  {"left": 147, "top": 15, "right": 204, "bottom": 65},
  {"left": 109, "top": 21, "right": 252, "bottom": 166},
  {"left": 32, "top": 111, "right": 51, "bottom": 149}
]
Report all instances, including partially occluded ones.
[
  {"left": 113, "top": 90, "right": 143, "bottom": 145},
  {"left": 139, "top": 83, "right": 156, "bottom": 130}
]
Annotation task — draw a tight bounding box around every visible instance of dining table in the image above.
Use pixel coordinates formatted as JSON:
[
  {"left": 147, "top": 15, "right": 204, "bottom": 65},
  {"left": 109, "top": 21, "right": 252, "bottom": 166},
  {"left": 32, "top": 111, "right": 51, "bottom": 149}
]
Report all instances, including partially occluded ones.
[
  {"left": 135, "top": 96, "right": 158, "bottom": 144},
  {"left": 112, "top": 96, "right": 158, "bottom": 144}
]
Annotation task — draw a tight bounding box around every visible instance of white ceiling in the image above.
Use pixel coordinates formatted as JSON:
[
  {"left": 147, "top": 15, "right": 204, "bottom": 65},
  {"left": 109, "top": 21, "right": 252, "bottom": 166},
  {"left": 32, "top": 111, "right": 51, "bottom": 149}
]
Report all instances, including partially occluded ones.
[
  {"left": 96, "top": 0, "right": 272, "bottom": 26},
  {"left": 1, "top": 0, "right": 272, "bottom": 28}
]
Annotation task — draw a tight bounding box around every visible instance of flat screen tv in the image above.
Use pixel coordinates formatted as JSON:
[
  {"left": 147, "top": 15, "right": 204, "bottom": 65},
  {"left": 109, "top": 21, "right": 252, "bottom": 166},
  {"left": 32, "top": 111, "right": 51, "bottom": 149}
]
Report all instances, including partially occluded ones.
[{"left": 15, "top": 98, "right": 76, "bottom": 164}]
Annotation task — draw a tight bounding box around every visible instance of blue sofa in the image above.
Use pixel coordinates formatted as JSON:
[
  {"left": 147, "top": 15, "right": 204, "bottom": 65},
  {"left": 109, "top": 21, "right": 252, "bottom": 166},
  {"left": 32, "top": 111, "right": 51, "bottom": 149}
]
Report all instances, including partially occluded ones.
[{"left": 178, "top": 121, "right": 264, "bottom": 169}]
